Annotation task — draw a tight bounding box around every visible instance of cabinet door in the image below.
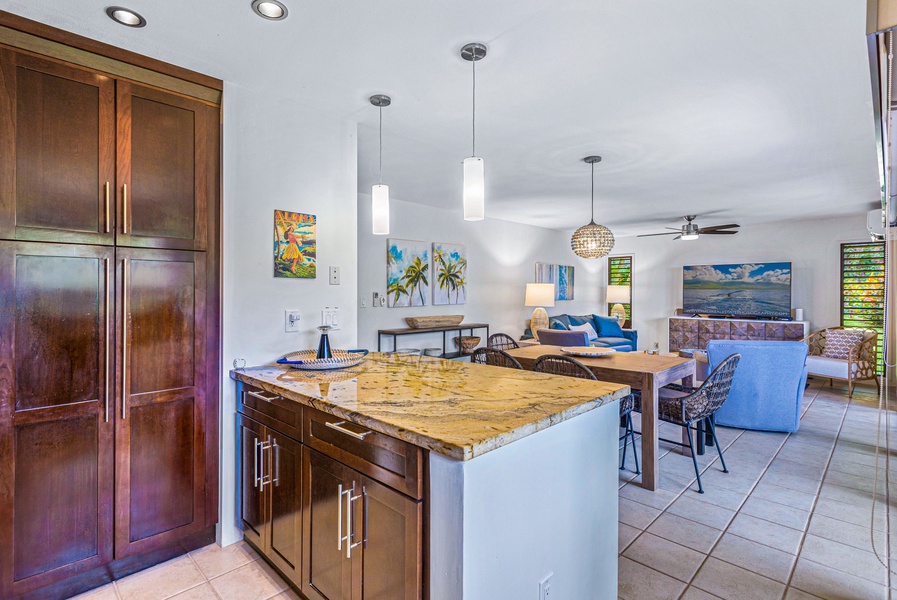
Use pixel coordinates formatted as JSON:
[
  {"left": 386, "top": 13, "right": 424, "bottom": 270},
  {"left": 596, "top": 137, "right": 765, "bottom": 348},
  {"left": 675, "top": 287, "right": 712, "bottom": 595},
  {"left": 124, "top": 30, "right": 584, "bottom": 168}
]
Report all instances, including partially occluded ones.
[
  {"left": 267, "top": 433, "right": 303, "bottom": 586},
  {"left": 302, "top": 449, "right": 355, "bottom": 600},
  {"left": 116, "top": 81, "right": 214, "bottom": 251},
  {"left": 0, "top": 49, "right": 116, "bottom": 245},
  {"left": 114, "top": 248, "right": 207, "bottom": 558},
  {"left": 358, "top": 476, "right": 422, "bottom": 600},
  {"left": 0, "top": 242, "right": 115, "bottom": 597},
  {"left": 238, "top": 415, "right": 267, "bottom": 550}
]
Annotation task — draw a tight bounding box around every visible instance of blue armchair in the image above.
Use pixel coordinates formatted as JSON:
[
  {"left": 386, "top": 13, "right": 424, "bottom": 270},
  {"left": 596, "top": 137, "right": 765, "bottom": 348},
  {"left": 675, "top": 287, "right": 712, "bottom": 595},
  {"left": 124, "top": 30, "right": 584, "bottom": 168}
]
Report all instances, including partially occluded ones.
[
  {"left": 547, "top": 313, "right": 637, "bottom": 352},
  {"left": 706, "top": 340, "right": 808, "bottom": 433}
]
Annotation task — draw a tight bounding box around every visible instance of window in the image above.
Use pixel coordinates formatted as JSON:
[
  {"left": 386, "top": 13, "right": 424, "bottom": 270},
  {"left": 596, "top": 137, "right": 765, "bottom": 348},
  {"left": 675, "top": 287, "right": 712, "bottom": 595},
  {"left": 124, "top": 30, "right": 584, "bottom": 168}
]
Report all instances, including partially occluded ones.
[
  {"left": 841, "top": 242, "right": 885, "bottom": 374},
  {"left": 608, "top": 255, "right": 632, "bottom": 325}
]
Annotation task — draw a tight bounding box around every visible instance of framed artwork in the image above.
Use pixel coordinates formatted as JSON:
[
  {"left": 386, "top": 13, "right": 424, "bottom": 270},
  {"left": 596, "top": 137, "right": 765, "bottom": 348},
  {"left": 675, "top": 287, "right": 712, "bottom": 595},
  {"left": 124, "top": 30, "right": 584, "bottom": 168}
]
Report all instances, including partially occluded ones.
[
  {"left": 535, "top": 262, "right": 574, "bottom": 300},
  {"left": 433, "top": 242, "right": 467, "bottom": 305},
  {"left": 387, "top": 239, "right": 430, "bottom": 307},
  {"left": 274, "top": 210, "right": 316, "bottom": 278}
]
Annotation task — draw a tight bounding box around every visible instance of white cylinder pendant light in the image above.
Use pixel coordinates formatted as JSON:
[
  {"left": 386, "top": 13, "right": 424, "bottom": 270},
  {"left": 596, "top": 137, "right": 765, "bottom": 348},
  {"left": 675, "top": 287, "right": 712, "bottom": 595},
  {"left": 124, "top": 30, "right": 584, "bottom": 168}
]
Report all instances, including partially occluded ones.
[
  {"left": 372, "top": 184, "right": 389, "bottom": 235},
  {"left": 462, "top": 157, "right": 484, "bottom": 220},
  {"left": 370, "top": 94, "right": 391, "bottom": 235},
  {"left": 461, "top": 43, "right": 487, "bottom": 221}
]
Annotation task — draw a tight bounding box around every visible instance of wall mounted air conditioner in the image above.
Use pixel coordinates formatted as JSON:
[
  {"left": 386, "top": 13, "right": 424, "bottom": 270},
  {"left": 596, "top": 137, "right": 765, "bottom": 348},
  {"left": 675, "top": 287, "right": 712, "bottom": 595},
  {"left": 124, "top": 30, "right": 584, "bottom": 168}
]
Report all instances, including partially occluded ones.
[{"left": 868, "top": 208, "right": 886, "bottom": 240}]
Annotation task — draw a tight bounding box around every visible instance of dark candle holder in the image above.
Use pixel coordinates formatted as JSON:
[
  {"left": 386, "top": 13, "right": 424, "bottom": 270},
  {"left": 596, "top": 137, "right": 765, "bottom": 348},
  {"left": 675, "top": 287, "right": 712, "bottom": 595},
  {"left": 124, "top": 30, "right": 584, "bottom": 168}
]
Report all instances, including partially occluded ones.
[{"left": 316, "top": 325, "right": 333, "bottom": 359}]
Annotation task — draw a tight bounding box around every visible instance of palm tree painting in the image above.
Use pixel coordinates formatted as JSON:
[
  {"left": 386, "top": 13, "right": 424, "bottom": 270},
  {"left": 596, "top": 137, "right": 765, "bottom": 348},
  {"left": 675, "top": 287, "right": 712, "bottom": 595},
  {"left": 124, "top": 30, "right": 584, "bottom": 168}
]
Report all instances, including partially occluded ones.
[
  {"left": 433, "top": 243, "right": 467, "bottom": 305},
  {"left": 387, "top": 239, "right": 430, "bottom": 307}
]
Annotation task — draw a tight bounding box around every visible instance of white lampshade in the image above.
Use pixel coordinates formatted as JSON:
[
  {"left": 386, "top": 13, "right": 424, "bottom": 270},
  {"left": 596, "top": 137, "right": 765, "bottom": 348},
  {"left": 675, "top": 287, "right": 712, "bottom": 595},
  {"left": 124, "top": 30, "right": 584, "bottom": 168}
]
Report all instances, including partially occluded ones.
[
  {"left": 372, "top": 184, "right": 389, "bottom": 235},
  {"left": 606, "top": 284, "right": 631, "bottom": 304},
  {"left": 525, "top": 283, "right": 555, "bottom": 307},
  {"left": 463, "top": 157, "right": 485, "bottom": 221}
]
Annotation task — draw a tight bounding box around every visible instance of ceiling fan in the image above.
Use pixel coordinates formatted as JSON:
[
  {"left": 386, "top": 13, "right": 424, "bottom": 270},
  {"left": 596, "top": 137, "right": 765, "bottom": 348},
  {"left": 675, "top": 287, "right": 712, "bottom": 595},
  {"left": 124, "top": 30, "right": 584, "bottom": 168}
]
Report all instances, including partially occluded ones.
[{"left": 637, "top": 215, "right": 740, "bottom": 240}]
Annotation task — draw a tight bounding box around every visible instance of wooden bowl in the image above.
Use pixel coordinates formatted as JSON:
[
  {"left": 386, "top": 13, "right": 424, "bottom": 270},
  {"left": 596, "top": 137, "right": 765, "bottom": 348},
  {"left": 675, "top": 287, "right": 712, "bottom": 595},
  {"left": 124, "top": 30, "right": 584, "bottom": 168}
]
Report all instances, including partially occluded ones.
[
  {"left": 404, "top": 315, "right": 464, "bottom": 329},
  {"left": 455, "top": 336, "right": 481, "bottom": 354}
]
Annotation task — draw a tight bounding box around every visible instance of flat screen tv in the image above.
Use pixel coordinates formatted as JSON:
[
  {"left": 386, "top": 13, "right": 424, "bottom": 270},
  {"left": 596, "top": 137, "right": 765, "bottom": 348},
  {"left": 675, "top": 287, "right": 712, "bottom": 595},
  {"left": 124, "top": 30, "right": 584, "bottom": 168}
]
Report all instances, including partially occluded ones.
[{"left": 683, "top": 262, "right": 792, "bottom": 319}]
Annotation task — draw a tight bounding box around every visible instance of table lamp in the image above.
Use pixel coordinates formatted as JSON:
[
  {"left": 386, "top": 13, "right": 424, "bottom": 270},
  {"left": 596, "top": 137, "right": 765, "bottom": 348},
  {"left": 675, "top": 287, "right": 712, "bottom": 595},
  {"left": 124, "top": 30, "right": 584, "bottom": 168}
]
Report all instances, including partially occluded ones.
[
  {"left": 606, "top": 285, "right": 630, "bottom": 324},
  {"left": 525, "top": 283, "right": 555, "bottom": 341}
]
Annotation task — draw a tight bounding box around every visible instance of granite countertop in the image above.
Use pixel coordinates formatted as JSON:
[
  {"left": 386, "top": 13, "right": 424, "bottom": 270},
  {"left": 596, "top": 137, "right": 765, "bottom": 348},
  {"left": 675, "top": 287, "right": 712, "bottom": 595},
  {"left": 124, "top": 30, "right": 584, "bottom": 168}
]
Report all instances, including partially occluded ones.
[{"left": 231, "top": 352, "right": 629, "bottom": 461}]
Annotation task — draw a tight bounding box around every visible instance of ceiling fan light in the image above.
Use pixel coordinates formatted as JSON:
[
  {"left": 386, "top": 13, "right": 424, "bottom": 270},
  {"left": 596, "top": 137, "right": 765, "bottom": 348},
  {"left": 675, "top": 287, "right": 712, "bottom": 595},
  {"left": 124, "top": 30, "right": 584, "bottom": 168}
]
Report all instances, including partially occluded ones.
[{"left": 681, "top": 233, "right": 699, "bottom": 240}]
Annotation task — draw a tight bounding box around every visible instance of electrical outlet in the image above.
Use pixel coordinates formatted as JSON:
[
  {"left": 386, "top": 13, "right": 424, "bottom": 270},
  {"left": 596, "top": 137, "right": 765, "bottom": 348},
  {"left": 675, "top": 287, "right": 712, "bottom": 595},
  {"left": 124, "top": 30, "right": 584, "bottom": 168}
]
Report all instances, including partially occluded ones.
[
  {"left": 539, "top": 572, "right": 554, "bottom": 600},
  {"left": 329, "top": 266, "right": 340, "bottom": 285},
  {"left": 285, "top": 310, "right": 300, "bottom": 332},
  {"left": 322, "top": 307, "right": 340, "bottom": 330}
]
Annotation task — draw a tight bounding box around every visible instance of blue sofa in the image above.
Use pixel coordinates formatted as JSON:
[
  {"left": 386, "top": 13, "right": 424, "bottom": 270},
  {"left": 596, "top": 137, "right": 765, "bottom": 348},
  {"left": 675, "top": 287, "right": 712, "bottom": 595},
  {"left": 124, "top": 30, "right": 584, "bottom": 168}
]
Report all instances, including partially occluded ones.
[
  {"left": 706, "top": 340, "right": 808, "bottom": 433},
  {"left": 546, "top": 313, "right": 637, "bottom": 352}
]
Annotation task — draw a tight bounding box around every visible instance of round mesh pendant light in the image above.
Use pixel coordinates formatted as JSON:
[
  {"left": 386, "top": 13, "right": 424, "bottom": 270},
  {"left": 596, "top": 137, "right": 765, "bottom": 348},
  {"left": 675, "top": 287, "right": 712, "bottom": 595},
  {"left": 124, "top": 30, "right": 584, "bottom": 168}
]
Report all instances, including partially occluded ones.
[{"left": 571, "top": 156, "right": 615, "bottom": 259}]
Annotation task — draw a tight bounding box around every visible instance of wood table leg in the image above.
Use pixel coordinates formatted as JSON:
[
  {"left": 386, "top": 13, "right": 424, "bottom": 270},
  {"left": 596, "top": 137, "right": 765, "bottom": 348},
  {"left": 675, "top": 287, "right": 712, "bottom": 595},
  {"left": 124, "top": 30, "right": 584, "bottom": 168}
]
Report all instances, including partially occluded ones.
[{"left": 640, "top": 375, "right": 659, "bottom": 491}]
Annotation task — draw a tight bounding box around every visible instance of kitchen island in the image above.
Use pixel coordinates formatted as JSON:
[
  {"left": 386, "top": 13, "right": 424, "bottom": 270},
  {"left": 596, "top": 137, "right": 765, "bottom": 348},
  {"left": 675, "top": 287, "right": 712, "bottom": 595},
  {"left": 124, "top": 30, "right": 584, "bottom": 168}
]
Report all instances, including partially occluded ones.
[{"left": 232, "top": 352, "right": 628, "bottom": 599}]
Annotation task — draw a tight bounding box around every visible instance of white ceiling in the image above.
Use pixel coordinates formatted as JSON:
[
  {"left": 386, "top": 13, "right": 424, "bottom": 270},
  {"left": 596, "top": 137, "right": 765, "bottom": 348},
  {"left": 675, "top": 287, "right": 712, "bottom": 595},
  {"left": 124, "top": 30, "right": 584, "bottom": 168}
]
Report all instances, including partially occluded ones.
[{"left": 7, "top": 0, "right": 882, "bottom": 237}]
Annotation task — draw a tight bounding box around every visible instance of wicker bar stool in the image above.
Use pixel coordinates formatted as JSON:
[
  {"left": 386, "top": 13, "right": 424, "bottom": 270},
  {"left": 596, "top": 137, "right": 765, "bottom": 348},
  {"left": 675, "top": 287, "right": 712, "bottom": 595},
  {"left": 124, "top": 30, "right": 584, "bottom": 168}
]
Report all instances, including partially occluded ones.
[
  {"left": 470, "top": 347, "right": 524, "bottom": 369},
  {"left": 487, "top": 332, "right": 519, "bottom": 351},
  {"left": 533, "top": 354, "right": 639, "bottom": 474}
]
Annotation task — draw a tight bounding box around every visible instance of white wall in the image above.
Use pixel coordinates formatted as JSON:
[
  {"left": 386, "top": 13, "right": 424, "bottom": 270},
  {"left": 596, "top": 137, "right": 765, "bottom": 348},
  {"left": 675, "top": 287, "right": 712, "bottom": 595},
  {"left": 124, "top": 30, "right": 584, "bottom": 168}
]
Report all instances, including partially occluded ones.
[
  {"left": 220, "top": 83, "right": 358, "bottom": 544},
  {"left": 611, "top": 214, "right": 871, "bottom": 353},
  {"left": 357, "top": 195, "right": 608, "bottom": 351}
]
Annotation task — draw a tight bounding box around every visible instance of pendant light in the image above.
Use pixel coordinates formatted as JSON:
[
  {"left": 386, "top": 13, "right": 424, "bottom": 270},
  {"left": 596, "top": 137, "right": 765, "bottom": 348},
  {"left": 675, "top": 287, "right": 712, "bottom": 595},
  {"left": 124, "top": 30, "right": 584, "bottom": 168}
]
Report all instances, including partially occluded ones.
[
  {"left": 370, "top": 94, "right": 391, "bottom": 235},
  {"left": 461, "top": 43, "right": 487, "bottom": 221},
  {"left": 571, "top": 156, "right": 615, "bottom": 258}
]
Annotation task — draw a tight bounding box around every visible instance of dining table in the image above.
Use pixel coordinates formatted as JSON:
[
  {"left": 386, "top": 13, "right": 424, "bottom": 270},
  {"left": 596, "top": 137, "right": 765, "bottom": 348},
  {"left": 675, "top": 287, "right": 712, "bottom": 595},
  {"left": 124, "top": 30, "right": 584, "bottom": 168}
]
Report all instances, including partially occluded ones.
[{"left": 506, "top": 345, "right": 696, "bottom": 491}]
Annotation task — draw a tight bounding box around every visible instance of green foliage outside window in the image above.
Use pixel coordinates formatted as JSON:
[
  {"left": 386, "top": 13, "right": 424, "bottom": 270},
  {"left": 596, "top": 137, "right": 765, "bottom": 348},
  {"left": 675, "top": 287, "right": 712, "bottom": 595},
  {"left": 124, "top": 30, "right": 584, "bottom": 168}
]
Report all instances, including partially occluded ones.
[
  {"left": 841, "top": 242, "right": 885, "bottom": 375},
  {"left": 608, "top": 256, "right": 632, "bottom": 325}
]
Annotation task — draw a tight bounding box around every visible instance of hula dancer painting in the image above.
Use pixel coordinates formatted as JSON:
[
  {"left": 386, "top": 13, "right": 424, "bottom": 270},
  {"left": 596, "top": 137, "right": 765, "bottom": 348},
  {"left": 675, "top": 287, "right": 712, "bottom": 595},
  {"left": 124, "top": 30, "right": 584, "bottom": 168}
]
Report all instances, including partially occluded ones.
[{"left": 274, "top": 210, "right": 316, "bottom": 278}]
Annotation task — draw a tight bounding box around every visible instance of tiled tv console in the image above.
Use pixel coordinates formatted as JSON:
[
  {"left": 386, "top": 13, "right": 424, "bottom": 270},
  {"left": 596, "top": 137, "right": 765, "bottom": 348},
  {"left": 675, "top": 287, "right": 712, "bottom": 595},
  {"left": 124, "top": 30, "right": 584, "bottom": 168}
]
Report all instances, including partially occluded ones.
[{"left": 668, "top": 316, "right": 808, "bottom": 352}]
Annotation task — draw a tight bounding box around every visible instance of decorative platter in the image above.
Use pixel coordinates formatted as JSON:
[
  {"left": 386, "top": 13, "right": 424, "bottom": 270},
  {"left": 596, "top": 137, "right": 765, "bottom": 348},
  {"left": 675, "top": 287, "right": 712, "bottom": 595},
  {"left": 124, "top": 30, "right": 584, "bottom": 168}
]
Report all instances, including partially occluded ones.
[
  {"left": 560, "top": 347, "right": 616, "bottom": 358},
  {"left": 404, "top": 315, "right": 464, "bottom": 328},
  {"left": 276, "top": 349, "right": 368, "bottom": 370}
]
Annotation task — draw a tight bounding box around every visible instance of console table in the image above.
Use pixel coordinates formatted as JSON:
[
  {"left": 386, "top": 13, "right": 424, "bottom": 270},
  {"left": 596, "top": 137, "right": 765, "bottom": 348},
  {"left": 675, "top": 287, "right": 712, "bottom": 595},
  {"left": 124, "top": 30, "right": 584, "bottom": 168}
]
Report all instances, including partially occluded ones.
[
  {"left": 669, "top": 316, "right": 808, "bottom": 351},
  {"left": 377, "top": 322, "right": 490, "bottom": 358}
]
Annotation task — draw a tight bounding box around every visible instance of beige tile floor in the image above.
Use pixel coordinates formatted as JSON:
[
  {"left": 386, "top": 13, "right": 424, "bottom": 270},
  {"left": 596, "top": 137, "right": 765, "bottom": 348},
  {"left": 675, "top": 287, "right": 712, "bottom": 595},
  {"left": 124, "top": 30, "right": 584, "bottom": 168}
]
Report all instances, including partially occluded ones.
[
  {"left": 619, "top": 378, "right": 895, "bottom": 600},
  {"left": 72, "top": 378, "right": 893, "bottom": 600}
]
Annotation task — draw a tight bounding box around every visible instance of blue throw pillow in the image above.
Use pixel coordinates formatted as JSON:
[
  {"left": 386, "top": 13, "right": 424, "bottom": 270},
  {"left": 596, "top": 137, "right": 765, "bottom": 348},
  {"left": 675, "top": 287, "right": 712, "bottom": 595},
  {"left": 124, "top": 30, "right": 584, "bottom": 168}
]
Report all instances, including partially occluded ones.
[
  {"left": 567, "top": 315, "right": 593, "bottom": 327},
  {"left": 592, "top": 314, "right": 624, "bottom": 337},
  {"left": 549, "top": 320, "right": 568, "bottom": 330}
]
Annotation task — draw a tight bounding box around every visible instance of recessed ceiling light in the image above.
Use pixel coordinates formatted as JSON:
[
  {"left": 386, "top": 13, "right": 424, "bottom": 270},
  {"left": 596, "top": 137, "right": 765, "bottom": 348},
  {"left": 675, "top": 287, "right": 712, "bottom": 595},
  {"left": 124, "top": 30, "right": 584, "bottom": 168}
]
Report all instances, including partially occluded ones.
[
  {"left": 251, "top": 0, "right": 288, "bottom": 20},
  {"left": 105, "top": 6, "right": 146, "bottom": 27}
]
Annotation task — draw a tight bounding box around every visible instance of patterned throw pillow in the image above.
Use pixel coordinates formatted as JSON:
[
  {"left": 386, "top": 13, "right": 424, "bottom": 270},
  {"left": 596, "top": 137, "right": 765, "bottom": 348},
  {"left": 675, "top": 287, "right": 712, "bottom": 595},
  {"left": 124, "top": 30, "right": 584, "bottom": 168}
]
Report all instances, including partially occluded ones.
[
  {"left": 569, "top": 322, "right": 599, "bottom": 341},
  {"left": 822, "top": 329, "right": 864, "bottom": 359}
]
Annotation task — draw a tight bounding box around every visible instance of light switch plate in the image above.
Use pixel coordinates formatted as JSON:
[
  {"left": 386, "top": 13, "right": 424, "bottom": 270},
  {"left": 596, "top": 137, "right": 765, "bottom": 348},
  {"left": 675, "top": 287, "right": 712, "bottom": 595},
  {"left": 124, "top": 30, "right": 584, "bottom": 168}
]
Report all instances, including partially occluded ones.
[{"left": 322, "top": 307, "right": 340, "bottom": 330}]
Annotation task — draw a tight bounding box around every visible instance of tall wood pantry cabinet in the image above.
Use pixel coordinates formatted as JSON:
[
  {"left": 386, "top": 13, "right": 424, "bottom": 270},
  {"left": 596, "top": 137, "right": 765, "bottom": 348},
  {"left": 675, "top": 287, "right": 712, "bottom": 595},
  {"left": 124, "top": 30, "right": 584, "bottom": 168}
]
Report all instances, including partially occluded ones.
[{"left": 0, "top": 13, "right": 221, "bottom": 600}]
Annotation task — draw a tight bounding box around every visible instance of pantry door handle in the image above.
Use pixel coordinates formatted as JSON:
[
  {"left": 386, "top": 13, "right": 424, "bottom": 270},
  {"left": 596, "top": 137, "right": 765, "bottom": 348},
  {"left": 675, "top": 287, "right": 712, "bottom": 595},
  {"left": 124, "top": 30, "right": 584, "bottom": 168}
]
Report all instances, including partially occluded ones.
[
  {"left": 104, "top": 257, "right": 111, "bottom": 423},
  {"left": 121, "top": 258, "right": 128, "bottom": 419},
  {"left": 122, "top": 183, "right": 129, "bottom": 234},
  {"left": 104, "top": 182, "right": 111, "bottom": 233},
  {"left": 254, "top": 437, "right": 260, "bottom": 488}
]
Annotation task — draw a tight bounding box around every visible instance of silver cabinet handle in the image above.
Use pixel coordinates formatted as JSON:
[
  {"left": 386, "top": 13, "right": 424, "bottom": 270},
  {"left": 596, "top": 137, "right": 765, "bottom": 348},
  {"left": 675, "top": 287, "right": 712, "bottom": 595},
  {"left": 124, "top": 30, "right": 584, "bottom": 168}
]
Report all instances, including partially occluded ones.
[
  {"left": 325, "top": 421, "right": 372, "bottom": 441},
  {"left": 347, "top": 484, "right": 363, "bottom": 558},
  {"left": 121, "top": 258, "right": 129, "bottom": 419},
  {"left": 104, "top": 182, "right": 111, "bottom": 233},
  {"left": 122, "top": 183, "right": 129, "bottom": 234},
  {"left": 338, "top": 484, "right": 350, "bottom": 550},
  {"left": 247, "top": 390, "right": 277, "bottom": 403},
  {"left": 254, "top": 437, "right": 260, "bottom": 488},
  {"left": 272, "top": 437, "right": 280, "bottom": 486},
  {"left": 258, "top": 439, "right": 272, "bottom": 491},
  {"left": 104, "top": 256, "right": 110, "bottom": 423}
]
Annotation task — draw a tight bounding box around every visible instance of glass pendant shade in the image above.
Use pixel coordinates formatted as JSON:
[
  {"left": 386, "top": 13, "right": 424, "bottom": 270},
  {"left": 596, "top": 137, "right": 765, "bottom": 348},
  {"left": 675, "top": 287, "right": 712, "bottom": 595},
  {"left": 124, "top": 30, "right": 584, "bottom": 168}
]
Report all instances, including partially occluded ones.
[
  {"left": 372, "top": 184, "right": 389, "bottom": 235},
  {"left": 463, "top": 156, "right": 485, "bottom": 221},
  {"left": 571, "top": 221, "right": 615, "bottom": 259}
]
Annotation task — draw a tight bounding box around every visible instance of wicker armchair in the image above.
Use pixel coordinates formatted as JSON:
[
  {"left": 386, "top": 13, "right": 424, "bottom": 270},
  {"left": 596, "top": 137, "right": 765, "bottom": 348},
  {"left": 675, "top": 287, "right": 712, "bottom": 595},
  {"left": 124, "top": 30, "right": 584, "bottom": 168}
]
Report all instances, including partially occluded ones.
[
  {"left": 803, "top": 327, "right": 879, "bottom": 398},
  {"left": 533, "top": 355, "right": 640, "bottom": 474},
  {"left": 653, "top": 353, "right": 741, "bottom": 493},
  {"left": 487, "top": 333, "right": 519, "bottom": 351},
  {"left": 470, "top": 347, "right": 523, "bottom": 369}
]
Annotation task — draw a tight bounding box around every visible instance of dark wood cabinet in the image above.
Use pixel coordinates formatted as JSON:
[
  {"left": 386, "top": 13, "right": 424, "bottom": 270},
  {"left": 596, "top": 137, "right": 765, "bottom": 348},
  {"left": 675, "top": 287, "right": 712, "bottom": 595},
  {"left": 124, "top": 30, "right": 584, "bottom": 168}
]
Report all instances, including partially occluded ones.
[
  {"left": 0, "top": 49, "right": 116, "bottom": 245},
  {"left": 0, "top": 18, "right": 221, "bottom": 599},
  {"left": 114, "top": 248, "right": 208, "bottom": 558},
  {"left": 115, "top": 82, "right": 214, "bottom": 251},
  {"left": 237, "top": 387, "right": 423, "bottom": 600},
  {"left": 0, "top": 242, "right": 115, "bottom": 596},
  {"left": 301, "top": 449, "right": 422, "bottom": 600},
  {"left": 238, "top": 414, "right": 303, "bottom": 586}
]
